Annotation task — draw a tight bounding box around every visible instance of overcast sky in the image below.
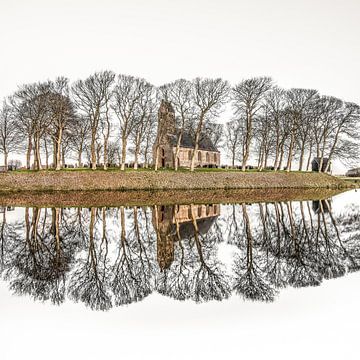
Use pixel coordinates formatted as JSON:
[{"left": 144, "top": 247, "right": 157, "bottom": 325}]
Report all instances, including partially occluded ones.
[{"left": 0, "top": 0, "right": 359, "bottom": 172}]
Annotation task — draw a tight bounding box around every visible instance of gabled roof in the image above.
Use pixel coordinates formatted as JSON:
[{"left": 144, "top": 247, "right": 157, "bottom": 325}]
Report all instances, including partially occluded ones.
[{"left": 167, "top": 131, "right": 219, "bottom": 152}]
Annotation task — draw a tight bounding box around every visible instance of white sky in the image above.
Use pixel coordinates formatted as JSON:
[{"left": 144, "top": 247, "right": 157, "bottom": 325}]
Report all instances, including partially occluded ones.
[{"left": 0, "top": 0, "right": 359, "bottom": 173}]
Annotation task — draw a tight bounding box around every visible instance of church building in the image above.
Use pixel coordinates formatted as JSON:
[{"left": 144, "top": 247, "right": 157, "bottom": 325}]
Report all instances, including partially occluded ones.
[{"left": 153, "top": 100, "right": 220, "bottom": 168}]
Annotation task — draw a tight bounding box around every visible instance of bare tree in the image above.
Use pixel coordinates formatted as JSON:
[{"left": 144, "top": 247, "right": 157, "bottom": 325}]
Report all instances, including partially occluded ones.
[
  {"left": 0, "top": 100, "right": 22, "bottom": 169},
  {"left": 12, "top": 82, "right": 52, "bottom": 170},
  {"left": 285, "top": 88, "right": 318, "bottom": 171},
  {"left": 106, "top": 141, "right": 120, "bottom": 166},
  {"left": 130, "top": 81, "right": 154, "bottom": 169},
  {"left": 72, "top": 71, "right": 115, "bottom": 170},
  {"left": 100, "top": 86, "right": 113, "bottom": 170},
  {"left": 264, "top": 87, "right": 287, "bottom": 171},
  {"left": 254, "top": 107, "right": 274, "bottom": 170},
  {"left": 232, "top": 77, "right": 272, "bottom": 171},
  {"left": 112, "top": 75, "right": 148, "bottom": 170},
  {"left": 140, "top": 113, "right": 157, "bottom": 168},
  {"left": 48, "top": 77, "right": 76, "bottom": 170},
  {"left": 224, "top": 119, "right": 244, "bottom": 167},
  {"left": 316, "top": 99, "right": 360, "bottom": 171},
  {"left": 190, "top": 78, "right": 229, "bottom": 171},
  {"left": 68, "top": 115, "right": 90, "bottom": 167}
]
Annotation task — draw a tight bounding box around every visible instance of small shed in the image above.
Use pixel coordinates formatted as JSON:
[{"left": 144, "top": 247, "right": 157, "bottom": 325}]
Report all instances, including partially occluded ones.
[
  {"left": 346, "top": 168, "right": 360, "bottom": 177},
  {"left": 312, "top": 157, "right": 331, "bottom": 172}
]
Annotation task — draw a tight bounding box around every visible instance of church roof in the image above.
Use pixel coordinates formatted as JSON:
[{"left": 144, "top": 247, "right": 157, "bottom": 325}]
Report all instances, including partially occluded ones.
[
  {"left": 167, "top": 131, "right": 219, "bottom": 152},
  {"left": 178, "top": 216, "right": 217, "bottom": 239}
]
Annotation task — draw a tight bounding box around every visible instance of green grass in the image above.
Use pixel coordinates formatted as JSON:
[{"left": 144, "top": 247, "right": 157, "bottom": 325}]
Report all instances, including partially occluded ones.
[{"left": 9, "top": 166, "right": 314, "bottom": 174}]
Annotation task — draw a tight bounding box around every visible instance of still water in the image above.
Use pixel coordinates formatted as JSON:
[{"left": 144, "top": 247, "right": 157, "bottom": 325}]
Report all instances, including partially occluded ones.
[{"left": 0, "top": 190, "right": 359, "bottom": 310}]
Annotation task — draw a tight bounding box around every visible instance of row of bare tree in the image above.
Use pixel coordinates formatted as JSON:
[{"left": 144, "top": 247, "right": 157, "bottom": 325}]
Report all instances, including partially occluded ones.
[
  {"left": 225, "top": 78, "right": 360, "bottom": 171},
  {"left": 0, "top": 73, "right": 359, "bottom": 171}
]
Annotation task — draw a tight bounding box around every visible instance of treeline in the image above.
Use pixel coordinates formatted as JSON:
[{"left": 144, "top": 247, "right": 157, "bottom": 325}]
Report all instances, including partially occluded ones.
[
  {"left": 0, "top": 72, "right": 359, "bottom": 171},
  {"left": 226, "top": 78, "right": 360, "bottom": 172}
]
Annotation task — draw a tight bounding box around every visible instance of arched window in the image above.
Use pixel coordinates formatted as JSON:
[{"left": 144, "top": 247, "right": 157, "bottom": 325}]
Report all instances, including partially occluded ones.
[
  {"left": 197, "top": 206, "right": 202, "bottom": 217},
  {"left": 188, "top": 150, "right": 192, "bottom": 160},
  {"left": 160, "top": 205, "right": 165, "bottom": 222},
  {"left": 214, "top": 153, "right": 217, "bottom": 162},
  {"left": 198, "top": 151, "right": 202, "bottom": 161},
  {"left": 188, "top": 206, "right": 192, "bottom": 219},
  {"left": 206, "top": 205, "right": 210, "bottom": 216},
  {"left": 206, "top": 152, "right": 210, "bottom": 162}
]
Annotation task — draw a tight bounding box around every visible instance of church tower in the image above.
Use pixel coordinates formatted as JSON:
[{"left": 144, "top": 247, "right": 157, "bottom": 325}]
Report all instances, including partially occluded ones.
[
  {"left": 153, "top": 99, "right": 177, "bottom": 168},
  {"left": 157, "top": 99, "right": 176, "bottom": 139}
]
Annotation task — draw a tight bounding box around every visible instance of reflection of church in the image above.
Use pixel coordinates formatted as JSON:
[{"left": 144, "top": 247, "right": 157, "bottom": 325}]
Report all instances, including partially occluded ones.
[{"left": 153, "top": 204, "right": 220, "bottom": 271}]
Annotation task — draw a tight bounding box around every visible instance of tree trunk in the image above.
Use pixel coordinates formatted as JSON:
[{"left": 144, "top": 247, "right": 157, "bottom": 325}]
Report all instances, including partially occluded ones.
[
  {"left": 90, "top": 132, "right": 97, "bottom": 170},
  {"left": 190, "top": 140, "right": 199, "bottom": 172},
  {"left": 319, "top": 137, "right": 326, "bottom": 173},
  {"left": 286, "top": 134, "right": 295, "bottom": 172},
  {"left": 55, "top": 128, "right": 63, "bottom": 171},
  {"left": 62, "top": 147, "right": 65, "bottom": 168},
  {"left": 154, "top": 143, "right": 160, "bottom": 171},
  {"left": 103, "top": 141, "right": 108, "bottom": 170},
  {"left": 298, "top": 141, "right": 305, "bottom": 171},
  {"left": 174, "top": 131, "right": 183, "bottom": 171},
  {"left": 264, "top": 149, "right": 269, "bottom": 169},
  {"left": 134, "top": 144, "right": 140, "bottom": 170},
  {"left": 26, "top": 137, "right": 32, "bottom": 170},
  {"left": 242, "top": 113, "right": 252, "bottom": 172},
  {"left": 78, "top": 148, "right": 82, "bottom": 168},
  {"left": 273, "top": 128, "right": 280, "bottom": 171},
  {"left": 134, "top": 133, "right": 140, "bottom": 170},
  {"left": 306, "top": 147, "right": 312, "bottom": 171},
  {"left": 120, "top": 136, "right": 127, "bottom": 171},
  {"left": 34, "top": 135, "right": 42, "bottom": 171},
  {"left": 190, "top": 114, "right": 205, "bottom": 172},
  {"left": 53, "top": 139, "right": 57, "bottom": 169},
  {"left": 278, "top": 143, "right": 284, "bottom": 171},
  {"left": 4, "top": 152, "right": 8, "bottom": 171},
  {"left": 44, "top": 142, "right": 49, "bottom": 169}
]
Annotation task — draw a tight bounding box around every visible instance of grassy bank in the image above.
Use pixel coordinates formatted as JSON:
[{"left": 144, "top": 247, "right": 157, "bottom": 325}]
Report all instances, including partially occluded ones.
[
  {"left": 0, "top": 169, "right": 350, "bottom": 193},
  {"left": 338, "top": 176, "right": 360, "bottom": 186},
  {"left": 0, "top": 188, "right": 346, "bottom": 208}
]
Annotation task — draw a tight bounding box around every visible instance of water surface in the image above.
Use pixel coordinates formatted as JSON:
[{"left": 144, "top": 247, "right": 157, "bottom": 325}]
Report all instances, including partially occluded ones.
[{"left": 0, "top": 189, "right": 359, "bottom": 310}]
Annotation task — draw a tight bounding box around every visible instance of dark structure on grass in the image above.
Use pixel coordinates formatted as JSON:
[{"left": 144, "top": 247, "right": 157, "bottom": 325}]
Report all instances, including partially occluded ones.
[
  {"left": 346, "top": 168, "right": 360, "bottom": 177},
  {"left": 312, "top": 157, "right": 331, "bottom": 172}
]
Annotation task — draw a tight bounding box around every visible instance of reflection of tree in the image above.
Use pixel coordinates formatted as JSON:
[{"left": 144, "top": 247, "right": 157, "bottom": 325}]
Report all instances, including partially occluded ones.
[
  {"left": 0, "top": 196, "right": 359, "bottom": 309},
  {"left": 232, "top": 198, "right": 360, "bottom": 302},
  {"left": 155, "top": 206, "right": 191, "bottom": 300},
  {"left": 154, "top": 204, "right": 230, "bottom": 302},
  {"left": 188, "top": 205, "right": 230, "bottom": 302},
  {"left": 3, "top": 207, "right": 79, "bottom": 304},
  {"left": 232, "top": 204, "right": 277, "bottom": 302},
  {"left": 111, "top": 206, "right": 154, "bottom": 306},
  {"left": 68, "top": 208, "right": 111, "bottom": 310}
]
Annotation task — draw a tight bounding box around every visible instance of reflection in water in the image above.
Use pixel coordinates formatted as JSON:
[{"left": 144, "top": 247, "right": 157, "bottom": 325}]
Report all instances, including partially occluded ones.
[{"left": 0, "top": 195, "right": 359, "bottom": 310}]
